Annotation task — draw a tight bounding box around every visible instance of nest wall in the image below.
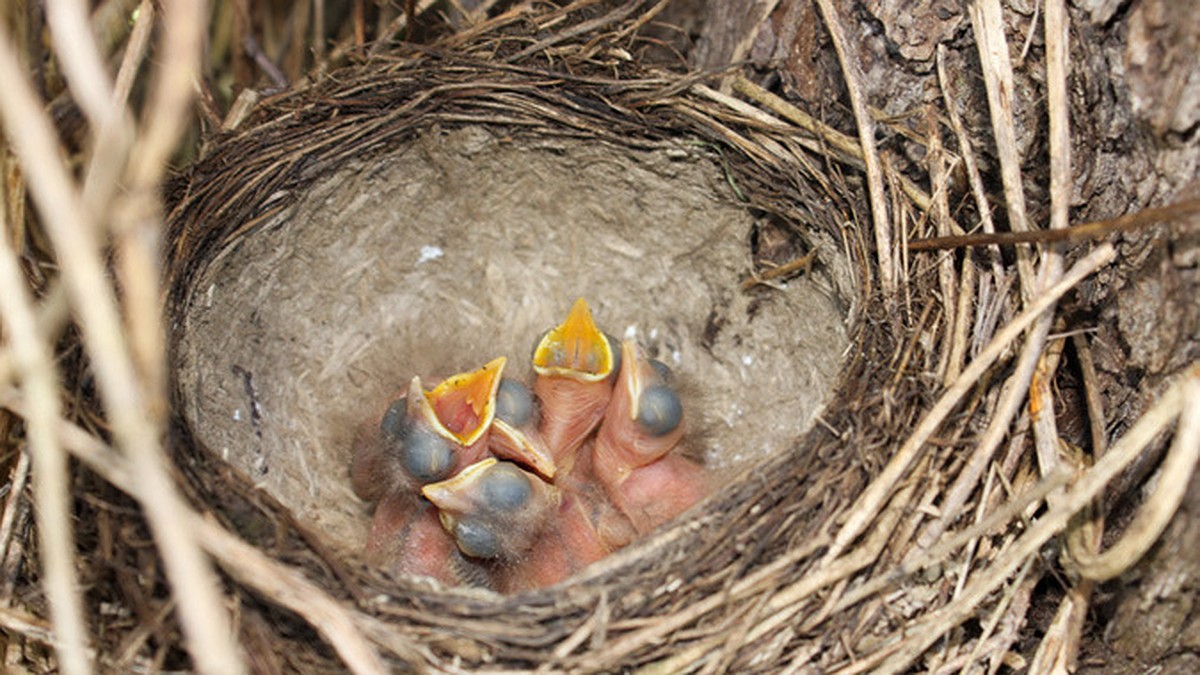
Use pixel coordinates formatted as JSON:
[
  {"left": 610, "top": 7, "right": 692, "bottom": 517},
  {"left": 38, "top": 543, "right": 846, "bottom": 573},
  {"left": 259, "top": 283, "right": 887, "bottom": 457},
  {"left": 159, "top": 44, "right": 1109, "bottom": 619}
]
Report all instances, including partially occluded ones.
[{"left": 160, "top": 23, "right": 899, "bottom": 670}]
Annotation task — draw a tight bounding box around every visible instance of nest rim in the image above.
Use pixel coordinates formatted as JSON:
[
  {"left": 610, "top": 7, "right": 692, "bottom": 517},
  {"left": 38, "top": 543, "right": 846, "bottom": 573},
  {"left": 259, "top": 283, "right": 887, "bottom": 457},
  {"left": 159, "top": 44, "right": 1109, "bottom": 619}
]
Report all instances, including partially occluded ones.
[{"left": 160, "top": 27, "right": 889, "bottom": 669}]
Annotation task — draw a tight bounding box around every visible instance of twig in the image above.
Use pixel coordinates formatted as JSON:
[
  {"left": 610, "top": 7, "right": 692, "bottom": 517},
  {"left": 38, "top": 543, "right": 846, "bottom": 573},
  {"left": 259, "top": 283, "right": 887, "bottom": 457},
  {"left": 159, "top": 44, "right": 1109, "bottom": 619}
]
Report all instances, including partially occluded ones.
[
  {"left": 1030, "top": 334, "right": 1068, "bottom": 507},
  {"left": 312, "top": 0, "right": 326, "bottom": 68},
  {"left": 957, "top": 556, "right": 1039, "bottom": 675},
  {"left": 1073, "top": 333, "right": 1108, "bottom": 458},
  {"left": 0, "top": 605, "right": 56, "bottom": 648},
  {"left": 0, "top": 17, "right": 246, "bottom": 675},
  {"left": 0, "top": 393, "right": 398, "bottom": 674},
  {"left": 242, "top": 33, "right": 289, "bottom": 91},
  {"left": 111, "top": 598, "right": 176, "bottom": 669},
  {"left": 945, "top": 255, "right": 976, "bottom": 384},
  {"left": 907, "top": 197, "right": 1200, "bottom": 251},
  {"left": 127, "top": 5, "right": 249, "bottom": 663},
  {"left": 353, "top": 0, "right": 366, "bottom": 48},
  {"left": 827, "top": 464, "right": 1072, "bottom": 617},
  {"left": 854, "top": 363, "right": 1197, "bottom": 675},
  {"left": 1045, "top": 0, "right": 1071, "bottom": 239},
  {"left": 0, "top": 169, "right": 90, "bottom": 675},
  {"left": 782, "top": 468, "right": 921, "bottom": 629},
  {"left": 951, "top": 460, "right": 997, "bottom": 603},
  {"left": 728, "top": 77, "right": 934, "bottom": 214},
  {"left": 222, "top": 89, "right": 262, "bottom": 132},
  {"left": 573, "top": 533, "right": 831, "bottom": 671},
  {"left": 734, "top": 473, "right": 920, "bottom": 663},
  {"left": 814, "top": 0, "right": 895, "bottom": 296},
  {"left": 820, "top": 244, "right": 1115, "bottom": 566},
  {"left": 194, "top": 517, "right": 394, "bottom": 674},
  {"left": 981, "top": 557, "right": 1038, "bottom": 675},
  {"left": 761, "top": 548, "right": 894, "bottom": 665},
  {"left": 921, "top": 635, "right": 1014, "bottom": 674},
  {"left": 0, "top": 488, "right": 31, "bottom": 604},
  {"left": 936, "top": 44, "right": 1004, "bottom": 278},
  {"left": 613, "top": 0, "right": 674, "bottom": 42},
  {"left": 1028, "top": 0, "right": 1074, "bottom": 518},
  {"left": 1051, "top": 333, "right": 1108, "bottom": 670},
  {"left": 546, "top": 593, "right": 604, "bottom": 662},
  {"left": 116, "top": 0, "right": 206, "bottom": 412},
  {"left": 677, "top": 91, "right": 828, "bottom": 190},
  {"left": 926, "top": 106, "right": 960, "bottom": 384},
  {"left": 81, "top": 1, "right": 151, "bottom": 215},
  {"left": 811, "top": 0, "right": 897, "bottom": 296},
  {"left": 1017, "top": 0, "right": 1041, "bottom": 63},
  {"left": 507, "top": 0, "right": 643, "bottom": 62},
  {"left": 702, "top": 589, "right": 773, "bottom": 675},
  {"left": 969, "top": 0, "right": 1037, "bottom": 302},
  {"left": 127, "top": 0, "right": 207, "bottom": 188},
  {"left": 0, "top": 449, "right": 31, "bottom": 588},
  {"left": 741, "top": 247, "right": 819, "bottom": 290},
  {"left": 0, "top": 389, "right": 134, "bottom": 493},
  {"left": 42, "top": 0, "right": 115, "bottom": 130},
  {"left": 1068, "top": 375, "right": 1200, "bottom": 580},
  {"left": 982, "top": 563, "right": 1038, "bottom": 675},
  {"left": 364, "top": 0, "right": 440, "bottom": 56},
  {"left": 889, "top": 300, "right": 936, "bottom": 388},
  {"left": 90, "top": 0, "right": 142, "bottom": 58},
  {"left": 1027, "top": 578, "right": 1092, "bottom": 673}
]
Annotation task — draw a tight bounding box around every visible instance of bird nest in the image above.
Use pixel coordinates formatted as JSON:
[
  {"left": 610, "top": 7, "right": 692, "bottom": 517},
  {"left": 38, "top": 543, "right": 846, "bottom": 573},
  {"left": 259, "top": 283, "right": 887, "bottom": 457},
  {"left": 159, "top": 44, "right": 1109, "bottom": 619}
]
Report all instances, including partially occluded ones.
[
  {"left": 10, "top": 1, "right": 1197, "bottom": 673},
  {"left": 166, "top": 14, "right": 867, "bottom": 668}
]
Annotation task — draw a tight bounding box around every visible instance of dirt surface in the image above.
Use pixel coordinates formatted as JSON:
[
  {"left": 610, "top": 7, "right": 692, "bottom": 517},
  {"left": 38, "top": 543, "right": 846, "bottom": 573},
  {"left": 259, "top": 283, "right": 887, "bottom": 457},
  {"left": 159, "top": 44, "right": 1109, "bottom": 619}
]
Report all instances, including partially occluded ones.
[{"left": 174, "top": 126, "right": 852, "bottom": 556}]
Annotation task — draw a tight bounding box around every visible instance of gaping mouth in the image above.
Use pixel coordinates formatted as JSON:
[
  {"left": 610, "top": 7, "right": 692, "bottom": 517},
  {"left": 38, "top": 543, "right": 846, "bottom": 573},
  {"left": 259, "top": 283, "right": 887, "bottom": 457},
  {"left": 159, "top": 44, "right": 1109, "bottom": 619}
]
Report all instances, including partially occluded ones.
[{"left": 532, "top": 298, "right": 616, "bottom": 382}]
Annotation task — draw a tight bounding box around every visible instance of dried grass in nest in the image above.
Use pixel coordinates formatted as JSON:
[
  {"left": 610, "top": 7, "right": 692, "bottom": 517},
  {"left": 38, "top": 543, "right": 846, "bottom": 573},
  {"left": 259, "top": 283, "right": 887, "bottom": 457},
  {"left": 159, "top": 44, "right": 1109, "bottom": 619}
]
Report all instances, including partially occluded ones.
[{"left": 3, "top": 1, "right": 1198, "bottom": 673}]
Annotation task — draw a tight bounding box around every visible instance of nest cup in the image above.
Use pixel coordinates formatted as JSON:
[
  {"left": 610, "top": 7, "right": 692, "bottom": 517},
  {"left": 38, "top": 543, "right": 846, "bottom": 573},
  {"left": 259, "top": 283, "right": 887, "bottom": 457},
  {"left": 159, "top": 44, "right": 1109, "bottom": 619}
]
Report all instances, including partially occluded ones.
[{"left": 166, "top": 27, "right": 873, "bottom": 670}]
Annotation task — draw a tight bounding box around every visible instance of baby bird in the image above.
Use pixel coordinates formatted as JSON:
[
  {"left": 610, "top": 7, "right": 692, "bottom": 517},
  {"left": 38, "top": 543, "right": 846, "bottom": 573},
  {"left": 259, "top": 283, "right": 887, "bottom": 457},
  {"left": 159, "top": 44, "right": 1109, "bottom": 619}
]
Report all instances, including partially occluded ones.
[
  {"left": 489, "top": 377, "right": 638, "bottom": 588},
  {"left": 422, "top": 457, "right": 633, "bottom": 592},
  {"left": 353, "top": 299, "right": 711, "bottom": 591},
  {"left": 531, "top": 298, "right": 620, "bottom": 474},
  {"left": 488, "top": 377, "right": 557, "bottom": 481},
  {"left": 352, "top": 358, "right": 506, "bottom": 586},
  {"left": 350, "top": 357, "right": 507, "bottom": 502},
  {"left": 592, "top": 340, "right": 710, "bottom": 534},
  {"left": 422, "top": 458, "right": 561, "bottom": 590},
  {"left": 361, "top": 494, "right": 490, "bottom": 587}
]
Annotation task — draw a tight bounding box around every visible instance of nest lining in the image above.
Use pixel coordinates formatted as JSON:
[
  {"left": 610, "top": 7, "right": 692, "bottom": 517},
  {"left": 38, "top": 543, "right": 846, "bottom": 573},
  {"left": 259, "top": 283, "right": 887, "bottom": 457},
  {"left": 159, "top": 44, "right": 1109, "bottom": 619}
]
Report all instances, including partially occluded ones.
[{"left": 173, "top": 123, "right": 851, "bottom": 558}]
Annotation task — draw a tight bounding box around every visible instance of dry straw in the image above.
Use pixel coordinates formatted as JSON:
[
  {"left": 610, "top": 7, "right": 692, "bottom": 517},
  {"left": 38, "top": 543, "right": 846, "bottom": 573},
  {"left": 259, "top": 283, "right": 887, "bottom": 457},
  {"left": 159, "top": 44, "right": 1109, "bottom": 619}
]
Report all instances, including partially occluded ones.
[{"left": 1, "top": 1, "right": 1197, "bottom": 672}]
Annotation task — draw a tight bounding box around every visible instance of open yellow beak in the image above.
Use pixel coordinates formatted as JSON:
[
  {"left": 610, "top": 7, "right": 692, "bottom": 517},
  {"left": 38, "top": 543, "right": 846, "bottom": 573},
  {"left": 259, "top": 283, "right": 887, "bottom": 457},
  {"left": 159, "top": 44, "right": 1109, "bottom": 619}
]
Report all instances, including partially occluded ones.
[
  {"left": 532, "top": 298, "right": 615, "bottom": 382},
  {"left": 425, "top": 357, "right": 506, "bottom": 446}
]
